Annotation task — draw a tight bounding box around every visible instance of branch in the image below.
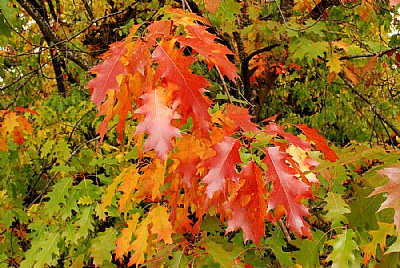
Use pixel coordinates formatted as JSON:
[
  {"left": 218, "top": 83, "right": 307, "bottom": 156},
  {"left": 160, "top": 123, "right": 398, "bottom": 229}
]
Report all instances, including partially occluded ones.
[
  {"left": 309, "top": 0, "right": 341, "bottom": 20},
  {"left": 339, "top": 72, "right": 400, "bottom": 138},
  {"left": 340, "top": 45, "right": 400, "bottom": 60},
  {"left": 16, "top": 0, "right": 92, "bottom": 71},
  {"left": 245, "top": 43, "right": 281, "bottom": 64}
]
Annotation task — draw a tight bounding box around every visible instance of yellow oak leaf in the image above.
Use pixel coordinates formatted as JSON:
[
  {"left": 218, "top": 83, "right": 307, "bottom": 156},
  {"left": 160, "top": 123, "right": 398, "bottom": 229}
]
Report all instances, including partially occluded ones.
[{"left": 148, "top": 205, "right": 175, "bottom": 244}]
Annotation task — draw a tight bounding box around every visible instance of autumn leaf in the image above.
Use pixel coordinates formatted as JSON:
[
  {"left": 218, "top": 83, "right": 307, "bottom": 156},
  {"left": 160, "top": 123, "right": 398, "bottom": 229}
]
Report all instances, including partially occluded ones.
[
  {"left": 115, "top": 214, "right": 140, "bottom": 260},
  {"left": 297, "top": 124, "right": 338, "bottom": 162},
  {"left": 263, "top": 146, "right": 312, "bottom": 238},
  {"left": 202, "top": 136, "right": 241, "bottom": 199},
  {"left": 152, "top": 38, "right": 212, "bottom": 134},
  {"left": 128, "top": 218, "right": 149, "bottom": 266},
  {"left": 134, "top": 88, "right": 182, "bottom": 160},
  {"left": 86, "top": 42, "right": 127, "bottom": 108},
  {"left": 171, "top": 135, "right": 204, "bottom": 187},
  {"left": 225, "top": 161, "right": 267, "bottom": 244},
  {"left": 323, "top": 192, "right": 351, "bottom": 228},
  {"left": 205, "top": 0, "right": 221, "bottom": 13},
  {"left": 369, "top": 167, "right": 400, "bottom": 235},
  {"left": 286, "top": 144, "right": 319, "bottom": 184},
  {"left": 224, "top": 104, "right": 259, "bottom": 133},
  {"left": 117, "top": 167, "right": 141, "bottom": 213},
  {"left": 326, "top": 229, "right": 359, "bottom": 268},
  {"left": 148, "top": 205, "right": 175, "bottom": 244},
  {"left": 362, "top": 222, "right": 395, "bottom": 265},
  {"left": 177, "top": 23, "right": 237, "bottom": 80},
  {"left": 264, "top": 122, "right": 311, "bottom": 150}
]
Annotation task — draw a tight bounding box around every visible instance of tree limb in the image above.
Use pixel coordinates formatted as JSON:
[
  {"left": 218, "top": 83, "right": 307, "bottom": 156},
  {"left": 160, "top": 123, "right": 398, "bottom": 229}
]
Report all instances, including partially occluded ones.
[
  {"left": 309, "top": 0, "right": 341, "bottom": 20},
  {"left": 16, "top": 0, "right": 92, "bottom": 71},
  {"left": 245, "top": 43, "right": 281, "bottom": 64},
  {"left": 340, "top": 45, "right": 400, "bottom": 60}
]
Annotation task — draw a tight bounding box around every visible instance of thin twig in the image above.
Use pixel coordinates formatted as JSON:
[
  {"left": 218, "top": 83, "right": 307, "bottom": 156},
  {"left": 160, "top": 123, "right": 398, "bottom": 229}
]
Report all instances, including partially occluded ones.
[
  {"left": 339, "top": 45, "right": 400, "bottom": 60},
  {"left": 215, "top": 66, "right": 232, "bottom": 104},
  {"left": 278, "top": 219, "right": 292, "bottom": 242},
  {"left": 339, "top": 72, "right": 400, "bottom": 138}
]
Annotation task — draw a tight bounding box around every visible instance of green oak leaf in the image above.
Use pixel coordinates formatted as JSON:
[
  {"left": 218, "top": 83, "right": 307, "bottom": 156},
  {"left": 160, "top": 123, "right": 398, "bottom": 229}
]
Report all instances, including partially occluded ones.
[{"left": 326, "top": 229, "right": 359, "bottom": 268}]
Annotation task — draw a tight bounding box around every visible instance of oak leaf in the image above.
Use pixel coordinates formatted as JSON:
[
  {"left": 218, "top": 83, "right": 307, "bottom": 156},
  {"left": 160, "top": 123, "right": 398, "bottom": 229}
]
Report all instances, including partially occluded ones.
[
  {"left": 134, "top": 88, "right": 182, "bottom": 160},
  {"left": 202, "top": 136, "right": 241, "bottom": 198},
  {"left": 152, "top": 38, "right": 212, "bottom": 133},
  {"left": 369, "top": 167, "right": 400, "bottom": 235},
  {"left": 86, "top": 42, "right": 127, "bottom": 107},
  {"left": 225, "top": 161, "right": 267, "bottom": 244},
  {"left": 326, "top": 229, "right": 359, "bottom": 268},
  {"left": 115, "top": 214, "right": 140, "bottom": 260},
  {"left": 171, "top": 135, "right": 205, "bottom": 187},
  {"left": 148, "top": 205, "right": 175, "bottom": 244},
  {"left": 177, "top": 23, "right": 237, "bottom": 80},
  {"left": 224, "top": 104, "right": 259, "bottom": 133},
  {"left": 297, "top": 124, "right": 338, "bottom": 162},
  {"left": 128, "top": 218, "right": 149, "bottom": 266},
  {"left": 264, "top": 122, "right": 311, "bottom": 150},
  {"left": 263, "top": 146, "right": 312, "bottom": 238}
]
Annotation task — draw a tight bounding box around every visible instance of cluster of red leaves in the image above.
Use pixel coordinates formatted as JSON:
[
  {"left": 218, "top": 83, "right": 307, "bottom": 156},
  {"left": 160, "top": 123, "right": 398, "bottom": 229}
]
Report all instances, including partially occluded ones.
[
  {"left": 87, "top": 9, "right": 338, "bottom": 265},
  {"left": 0, "top": 107, "right": 37, "bottom": 151}
]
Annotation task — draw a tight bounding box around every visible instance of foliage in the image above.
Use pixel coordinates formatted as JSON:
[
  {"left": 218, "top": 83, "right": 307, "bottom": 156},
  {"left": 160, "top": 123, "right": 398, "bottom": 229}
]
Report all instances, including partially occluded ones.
[{"left": 1, "top": 0, "right": 400, "bottom": 267}]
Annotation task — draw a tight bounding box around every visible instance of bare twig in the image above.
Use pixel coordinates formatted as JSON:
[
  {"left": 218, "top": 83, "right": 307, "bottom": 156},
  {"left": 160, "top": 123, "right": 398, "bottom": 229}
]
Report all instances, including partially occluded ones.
[
  {"left": 340, "top": 45, "right": 400, "bottom": 60},
  {"left": 339, "top": 72, "right": 400, "bottom": 138},
  {"left": 278, "top": 219, "right": 292, "bottom": 242},
  {"left": 16, "top": 0, "right": 92, "bottom": 70},
  {"left": 215, "top": 66, "right": 232, "bottom": 104}
]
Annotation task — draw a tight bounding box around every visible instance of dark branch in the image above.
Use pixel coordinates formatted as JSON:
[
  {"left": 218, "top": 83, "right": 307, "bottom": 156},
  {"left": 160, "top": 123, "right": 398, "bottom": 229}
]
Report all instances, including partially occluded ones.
[
  {"left": 16, "top": 0, "right": 92, "bottom": 71},
  {"left": 245, "top": 43, "right": 281, "bottom": 64},
  {"left": 340, "top": 45, "right": 400, "bottom": 60},
  {"left": 309, "top": 0, "right": 341, "bottom": 20}
]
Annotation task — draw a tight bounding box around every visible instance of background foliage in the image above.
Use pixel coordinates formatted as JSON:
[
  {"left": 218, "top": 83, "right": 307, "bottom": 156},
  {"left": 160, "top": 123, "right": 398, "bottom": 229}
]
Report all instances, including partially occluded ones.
[{"left": 1, "top": 0, "right": 400, "bottom": 267}]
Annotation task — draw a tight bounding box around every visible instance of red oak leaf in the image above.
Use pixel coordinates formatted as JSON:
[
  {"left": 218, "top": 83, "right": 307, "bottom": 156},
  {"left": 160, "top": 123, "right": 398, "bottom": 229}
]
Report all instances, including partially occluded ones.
[
  {"left": 202, "top": 136, "right": 241, "bottom": 198},
  {"left": 297, "top": 124, "right": 338, "bottom": 162},
  {"left": 87, "top": 42, "right": 127, "bottom": 107},
  {"left": 263, "top": 146, "right": 312, "bottom": 238},
  {"left": 224, "top": 104, "right": 259, "bottom": 133},
  {"left": 177, "top": 23, "right": 237, "bottom": 80},
  {"left": 369, "top": 167, "right": 400, "bottom": 235},
  {"left": 264, "top": 122, "right": 311, "bottom": 150},
  {"left": 134, "top": 88, "right": 182, "bottom": 160},
  {"left": 226, "top": 161, "right": 267, "bottom": 244},
  {"left": 152, "top": 39, "right": 212, "bottom": 134}
]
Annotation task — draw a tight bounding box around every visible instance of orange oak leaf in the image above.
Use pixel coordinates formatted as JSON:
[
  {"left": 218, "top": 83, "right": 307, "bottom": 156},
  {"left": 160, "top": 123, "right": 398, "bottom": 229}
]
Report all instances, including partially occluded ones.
[
  {"left": 224, "top": 104, "right": 259, "bottom": 133},
  {"left": 171, "top": 135, "right": 204, "bottom": 187},
  {"left": 286, "top": 145, "right": 319, "bottom": 184},
  {"left": 148, "top": 205, "right": 175, "bottom": 244},
  {"left": 117, "top": 167, "right": 141, "bottom": 213},
  {"left": 263, "top": 146, "right": 312, "bottom": 238},
  {"left": 0, "top": 109, "right": 34, "bottom": 151},
  {"left": 205, "top": 0, "right": 220, "bottom": 13},
  {"left": 264, "top": 122, "right": 311, "bottom": 150},
  {"left": 134, "top": 88, "right": 182, "bottom": 160},
  {"left": 225, "top": 161, "right": 267, "bottom": 244},
  {"left": 86, "top": 42, "right": 127, "bottom": 108},
  {"left": 297, "top": 124, "right": 338, "bottom": 162},
  {"left": 115, "top": 214, "right": 140, "bottom": 260},
  {"left": 152, "top": 38, "right": 212, "bottom": 134},
  {"left": 202, "top": 136, "right": 241, "bottom": 198},
  {"left": 128, "top": 218, "right": 149, "bottom": 266},
  {"left": 137, "top": 159, "right": 165, "bottom": 201},
  {"left": 369, "top": 167, "right": 400, "bottom": 235}
]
